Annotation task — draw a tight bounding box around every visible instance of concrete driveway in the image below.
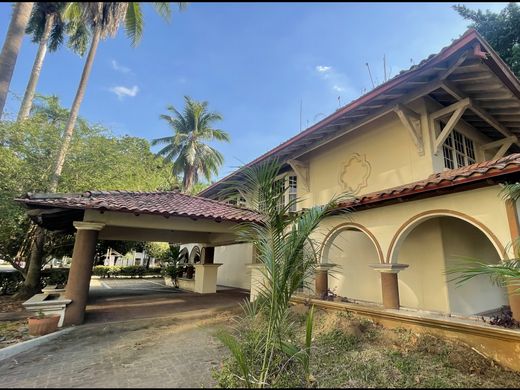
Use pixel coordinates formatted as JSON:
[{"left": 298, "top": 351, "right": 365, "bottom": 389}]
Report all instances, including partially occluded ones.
[{"left": 0, "top": 280, "right": 247, "bottom": 388}]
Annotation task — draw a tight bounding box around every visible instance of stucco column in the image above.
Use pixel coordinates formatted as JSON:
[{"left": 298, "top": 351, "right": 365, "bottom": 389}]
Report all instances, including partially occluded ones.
[
  {"left": 315, "top": 263, "right": 336, "bottom": 297},
  {"left": 63, "top": 222, "right": 104, "bottom": 326},
  {"left": 370, "top": 263, "right": 409, "bottom": 309},
  {"left": 194, "top": 263, "right": 222, "bottom": 294},
  {"left": 504, "top": 199, "right": 520, "bottom": 320}
]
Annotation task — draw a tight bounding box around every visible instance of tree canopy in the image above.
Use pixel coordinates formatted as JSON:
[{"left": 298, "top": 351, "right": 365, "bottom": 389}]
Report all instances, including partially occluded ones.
[
  {"left": 0, "top": 99, "right": 177, "bottom": 264},
  {"left": 454, "top": 3, "right": 520, "bottom": 77}
]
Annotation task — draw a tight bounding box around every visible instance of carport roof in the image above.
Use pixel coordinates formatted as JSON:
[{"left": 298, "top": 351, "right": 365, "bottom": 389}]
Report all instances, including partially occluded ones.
[{"left": 16, "top": 190, "right": 264, "bottom": 225}]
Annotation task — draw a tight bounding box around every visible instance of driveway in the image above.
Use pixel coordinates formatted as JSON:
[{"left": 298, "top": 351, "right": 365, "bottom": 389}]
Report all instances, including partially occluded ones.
[{"left": 0, "top": 281, "right": 247, "bottom": 388}]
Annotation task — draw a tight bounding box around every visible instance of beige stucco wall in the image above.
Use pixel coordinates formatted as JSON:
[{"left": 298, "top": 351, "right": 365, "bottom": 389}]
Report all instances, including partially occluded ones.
[
  {"left": 214, "top": 243, "right": 253, "bottom": 289},
  {"left": 441, "top": 218, "right": 508, "bottom": 315},
  {"left": 398, "top": 218, "right": 450, "bottom": 312},
  {"left": 323, "top": 229, "right": 382, "bottom": 303},
  {"left": 299, "top": 111, "right": 434, "bottom": 209}
]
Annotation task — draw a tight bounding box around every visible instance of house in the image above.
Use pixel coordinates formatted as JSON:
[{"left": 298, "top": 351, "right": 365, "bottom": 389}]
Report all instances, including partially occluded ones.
[
  {"left": 103, "top": 247, "right": 158, "bottom": 268},
  {"left": 185, "top": 29, "right": 520, "bottom": 321}
]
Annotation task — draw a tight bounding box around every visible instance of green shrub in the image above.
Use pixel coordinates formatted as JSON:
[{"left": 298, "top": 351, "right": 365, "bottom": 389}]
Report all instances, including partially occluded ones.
[
  {"left": 92, "top": 265, "right": 155, "bottom": 278},
  {"left": 41, "top": 268, "right": 69, "bottom": 287},
  {"left": 0, "top": 271, "right": 24, "bottom": 295}
]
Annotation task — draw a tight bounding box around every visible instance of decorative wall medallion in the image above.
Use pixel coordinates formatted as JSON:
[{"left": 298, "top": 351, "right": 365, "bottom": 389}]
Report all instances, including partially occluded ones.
[{"left": 338, "top": 153, "right": 371, "bottom": 195}]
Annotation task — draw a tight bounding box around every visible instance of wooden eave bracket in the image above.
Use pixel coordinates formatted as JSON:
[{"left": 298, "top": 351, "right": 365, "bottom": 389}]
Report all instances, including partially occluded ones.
[
  {"left": 430, "top": 98, "right": 471, "bottom": 154},
  {"left": 287, "top": 159, "right": 310, "bottom": 192},
  {"left": 394, "top": 104, "right": 424, "bottom": 155},
  {"left": 482, "top": 135, "right": 518, "bottom": 159}
]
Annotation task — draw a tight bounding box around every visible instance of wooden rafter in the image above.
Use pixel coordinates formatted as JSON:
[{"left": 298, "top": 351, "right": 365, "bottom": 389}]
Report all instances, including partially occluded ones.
[
  {"left": 394, "top": 104, "right": 424, "bottom": 155},
  {"left": 482, "top": 136, "right": 517, "bottom": 159},
  {"left": 430, "top": 97, "right": 471, "bottom": 121}
]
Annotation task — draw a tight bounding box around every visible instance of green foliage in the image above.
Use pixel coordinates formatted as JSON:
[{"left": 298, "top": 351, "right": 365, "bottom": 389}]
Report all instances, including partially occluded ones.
[
  {"left": 0, "top": 268, "right": 69, "bottom": 295},
  {"left": 0, "top": 96, "right": 177, "bottom": 265},
  {"left": 92, "top": 265, "right": 159, "bottom": 278},
  {"left": 215, "top": 159, "right": 350, "bottom": 387},
  {"left": 152, "top": 96, "right": 230, "bottom": 192},
  {"left": 454, "top": 3, "right": 520, "bottom": 76}
]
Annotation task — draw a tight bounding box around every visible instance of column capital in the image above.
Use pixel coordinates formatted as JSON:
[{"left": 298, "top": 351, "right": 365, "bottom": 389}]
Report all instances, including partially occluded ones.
[
  {"left": 73, "top": 221, "right": 105, "bottom": 231},
  {"left": 369, "top": 263, "right": 409, "bottom": 273},
  {"left": 316, "top": 263, "right": 336, "bottom": 272}
]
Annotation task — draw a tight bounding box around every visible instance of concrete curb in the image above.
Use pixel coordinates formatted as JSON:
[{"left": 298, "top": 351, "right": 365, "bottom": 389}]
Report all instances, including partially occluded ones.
[{"left": 0, "top": 327, "right": 75, "bottom": 363}]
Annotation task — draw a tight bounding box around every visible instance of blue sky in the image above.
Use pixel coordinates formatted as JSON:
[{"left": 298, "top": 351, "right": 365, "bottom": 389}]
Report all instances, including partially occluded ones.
[{"left": 0, "top": 2, "right": 508, "bottom": 180}]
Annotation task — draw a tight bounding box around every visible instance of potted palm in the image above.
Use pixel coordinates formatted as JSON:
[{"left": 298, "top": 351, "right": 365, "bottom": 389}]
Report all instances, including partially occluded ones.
[{"left": 28, "top": 309, "right": 60, "bottom": 336}]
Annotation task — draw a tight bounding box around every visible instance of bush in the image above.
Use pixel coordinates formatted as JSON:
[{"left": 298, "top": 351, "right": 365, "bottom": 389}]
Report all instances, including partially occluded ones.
[
  {"left": 0, "top": 267, "right": 70, "bottom": 295},
  {"left": 41, "top": 268, "right": 69, "bottom": 287},
  {"left": 92, "top": 265, "right": 159, "bottom": 278},
  {"left": 0, "top": 271, "right": 24, "bottom": 295}
]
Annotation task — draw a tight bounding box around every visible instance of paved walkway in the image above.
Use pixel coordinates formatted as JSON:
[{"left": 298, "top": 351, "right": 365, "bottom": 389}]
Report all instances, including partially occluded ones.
[{"left": 0, "top": 280, "right": 248, "bottom": 388}]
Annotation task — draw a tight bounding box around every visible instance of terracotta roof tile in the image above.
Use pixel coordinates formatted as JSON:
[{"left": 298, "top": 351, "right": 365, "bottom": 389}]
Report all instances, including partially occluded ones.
[
  {"left": 16, "top": 190, "right": 263, "bottom": 224},
  {"left": 341, "top": 153, "right": 520, "bottom": 208}
]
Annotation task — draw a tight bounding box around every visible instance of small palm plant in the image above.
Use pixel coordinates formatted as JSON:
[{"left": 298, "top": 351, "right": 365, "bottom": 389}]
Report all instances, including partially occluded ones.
[
  {"left": 447, "top": 183, "right": 520, "bottom": 295},
  {"left": 216, "top": 159, "right": 349, "bottom": 388}
]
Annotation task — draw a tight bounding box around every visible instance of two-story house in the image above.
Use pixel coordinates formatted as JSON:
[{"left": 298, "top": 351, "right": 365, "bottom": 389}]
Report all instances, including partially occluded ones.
[{"left": 190, "top": 29, "right": 520, "bottom": 321}]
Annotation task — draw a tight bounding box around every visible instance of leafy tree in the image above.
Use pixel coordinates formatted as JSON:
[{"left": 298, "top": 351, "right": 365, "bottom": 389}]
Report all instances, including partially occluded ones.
[
  {"left": 454, "top": 3, "right": 520, "bottom": 76},
  {"left": 0, "top": 2, "right": 34, "bottom": 119},
  {"left": 0, "top": 97, "right": 176, "bottom": 295},
  {"left": 152, "top": 96, "right": 230, "bottom": 193},
  {"left": 17, "top": 2, "right": 89, "bottom": 121}
]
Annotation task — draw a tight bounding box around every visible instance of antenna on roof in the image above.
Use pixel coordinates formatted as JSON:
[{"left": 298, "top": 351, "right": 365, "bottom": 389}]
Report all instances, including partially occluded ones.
[
  {"left": 299, "top": 98, "right": 303, "bottom": 132},
  {"left": 338, "top": 96, "right": 341, "bottom": 108},
  {"left": 365, "top": 62, "right": 375, "bottom": 89},
  {"left": 383, "top": 54, "right": 387, "bottom": 82}
]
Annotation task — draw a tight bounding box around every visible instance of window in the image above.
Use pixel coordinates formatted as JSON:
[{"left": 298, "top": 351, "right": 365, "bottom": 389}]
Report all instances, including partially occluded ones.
[
  {"left": 225, "top": 194, "right": 246, "bottom": 207},
  {"left": 442, "top": 130, "right": 476, "bottom": 169},
  {"left": 273, "top": 174, "right": 298, "bottom": 213}
]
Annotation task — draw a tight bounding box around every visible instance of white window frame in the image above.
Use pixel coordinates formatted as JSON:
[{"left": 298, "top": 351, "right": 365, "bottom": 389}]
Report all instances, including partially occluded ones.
[{"left": 442, "top": 129, "right": 476, "bottom": 170}]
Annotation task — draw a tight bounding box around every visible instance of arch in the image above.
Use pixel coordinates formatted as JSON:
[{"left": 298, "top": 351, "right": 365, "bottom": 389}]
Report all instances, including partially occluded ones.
[
  {"left": 389, "top": 211, "right": 508, "bottom": 315},
  {"left": 178, "top": 247, "right": 189, "bottom": 263},
  {"left": 387, "top": 209, "right": 507, "bottom": 264},
  {"left": 320, "top": 222, "right": 384, "bottom": 264},
  {"left": 321, "top": 222, "right": 383, "bottom": 304},
  {"left": 189, "top": 246, "right": 201, "bottom": 264}
]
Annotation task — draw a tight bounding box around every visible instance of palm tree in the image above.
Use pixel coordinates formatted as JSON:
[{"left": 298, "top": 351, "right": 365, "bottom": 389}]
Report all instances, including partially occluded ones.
[
  {"left": 0, "top": 2, "right": 34, "bottom": 119},
  {"left": 152, "top": 96, "right": 230, "bottom": 193},
  {"left": 216, "top": 159, "right": 350, "bottom": 387},
  {"left": 17, "top": 2, "right": 89, "bottom": 121},
  {"left": 48, "top": 2, "right": 186, "bottom": 193}
]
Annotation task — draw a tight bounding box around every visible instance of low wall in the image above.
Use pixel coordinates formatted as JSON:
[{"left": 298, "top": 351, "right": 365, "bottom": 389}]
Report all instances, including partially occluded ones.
[
  {"left": 291, "top": 296, "right": 520, "bottom": 372},
  {"left": 177, "top": 278, "right": 195, "bottom": 292}
]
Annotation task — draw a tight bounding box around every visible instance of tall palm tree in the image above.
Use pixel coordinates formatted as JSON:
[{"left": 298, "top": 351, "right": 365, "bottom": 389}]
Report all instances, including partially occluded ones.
[
  {"left": 48, "top": 2, "right": 186, "bottom": 192},
  {"left": 152, "top": 96, "right": 230, "bottom": 193},
  {"left": 17, "top": 2, "right": 89, "bottom": 121},
  {"left": 0, "top": 2, "right": 34, "bottom": 119}
]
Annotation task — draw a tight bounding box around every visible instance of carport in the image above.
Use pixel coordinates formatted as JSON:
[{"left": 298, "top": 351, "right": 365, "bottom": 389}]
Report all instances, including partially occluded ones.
[{"left": 16, "top": 190, "right": 263, "bottom": 326}]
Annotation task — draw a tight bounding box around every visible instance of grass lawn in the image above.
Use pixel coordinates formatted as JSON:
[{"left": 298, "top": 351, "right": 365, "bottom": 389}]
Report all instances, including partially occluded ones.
[{"left": 214, "top": 305, "right": 520, "bottom": 388}]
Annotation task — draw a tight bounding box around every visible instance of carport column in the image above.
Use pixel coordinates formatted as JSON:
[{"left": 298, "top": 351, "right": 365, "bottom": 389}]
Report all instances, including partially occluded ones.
[
  {"left": 315, "top": 263, "right": 336, "bottom": 297},
  {"left": 504, "top": 199, "right": 520, "bottom": 321},
  {"left": 63, "top": 222, "right": 105, "bottom": 326},
  {"left": 369, "top": 264, "right": 409, "bottom": 310}
]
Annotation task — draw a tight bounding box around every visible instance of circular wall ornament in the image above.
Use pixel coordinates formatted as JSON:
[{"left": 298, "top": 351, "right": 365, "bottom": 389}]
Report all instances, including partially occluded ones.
[{"left": 338, "top": 153, "right": 371, "bottom": 195}]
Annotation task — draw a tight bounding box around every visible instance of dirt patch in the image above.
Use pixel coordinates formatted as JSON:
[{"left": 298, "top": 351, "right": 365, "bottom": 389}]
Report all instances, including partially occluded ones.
[
  {"left": 0, "top": 319, "right": 31, "bottom": 349},
  {"left": 0, "top": 297, "right": 25, "bottom": 313}
]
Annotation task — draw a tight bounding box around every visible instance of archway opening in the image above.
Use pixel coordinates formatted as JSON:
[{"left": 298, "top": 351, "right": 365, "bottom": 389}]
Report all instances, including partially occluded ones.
[
  {"left": 395, "top": 216, "right": 508, "bottom": 316},
  {"left": 322, "top": 227, "right": 382, "bottom": 304}
]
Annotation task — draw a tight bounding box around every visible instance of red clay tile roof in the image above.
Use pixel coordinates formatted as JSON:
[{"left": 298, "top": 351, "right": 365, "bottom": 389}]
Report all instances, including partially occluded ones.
[
  {"left": 16, "top": 190, "right": 263, "bottom": 224},
  {"left": 341, "top": 153, "right": 520, "bottom": 209}
]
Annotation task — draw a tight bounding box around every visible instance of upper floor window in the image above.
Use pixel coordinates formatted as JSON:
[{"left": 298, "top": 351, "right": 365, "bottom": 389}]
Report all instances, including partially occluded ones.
[
  {"left": 442, "top": 130, "right": 476, "bottom": 170},
  {"left": 273, "top": 174, "right": 298, "bottom": 213}
]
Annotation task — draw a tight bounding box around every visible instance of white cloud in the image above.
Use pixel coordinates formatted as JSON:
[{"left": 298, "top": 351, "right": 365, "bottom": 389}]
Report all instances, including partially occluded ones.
[
  {"left": 111, "top": 59, "right": 131, "bottom": 74},
  {"left": 314, "top": 64, "right": 356, "bottom": 100},
  {"left": 109, "top": 85, "right": 139, "bottom": 99},
  {"left": 316, "top": 65, "right": 331, "bottom": 73}
]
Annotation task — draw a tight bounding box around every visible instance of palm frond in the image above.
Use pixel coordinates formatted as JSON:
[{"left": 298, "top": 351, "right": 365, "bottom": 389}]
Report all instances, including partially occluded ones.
[{"left": 125, "top": 2, "right": 144, "bottom": 47}]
